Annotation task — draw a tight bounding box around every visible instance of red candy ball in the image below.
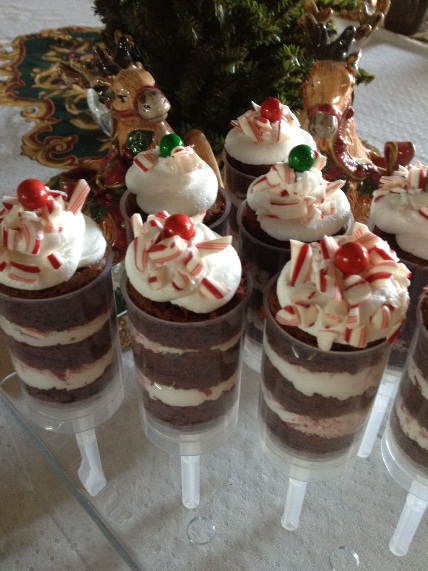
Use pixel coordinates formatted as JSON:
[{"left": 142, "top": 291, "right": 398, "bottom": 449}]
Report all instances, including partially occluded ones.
[
  {"left": 260, "top": 98, "right": 283, "bottom": 123},
  {"left": 17, "top": 179, "right": 49, "bottom": 210},
  {"left": 335, "top": 242, "right": 370, "bottom": 275},
  {"left": 163, "top": 214, "right": 195, "bottom": 240}
]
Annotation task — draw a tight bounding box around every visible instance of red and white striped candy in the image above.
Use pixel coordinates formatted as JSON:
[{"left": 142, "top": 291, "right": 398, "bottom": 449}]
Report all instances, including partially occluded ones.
[
  {"left": 289, "top": 241, "right": 312, "bottom": 286},
  {"left": 320, "top": 235, "right": 339, "bottom": 260},
  {"left": 364, "top": 261, "right": 396, "bottom": 284},
  {"left": 196, "top": 236, "right": 232, "bottom": 256},
  {"left": 131, "top": 213, "right": 143, "bottom": 237},
  {"left": 276, "top": 305, "right": 300, "bottom": 327},
  {"left": 133, "top": 150, "right": 157, "bottom": 172},
  {"left": 418, "top": 206, "right": 428, "bottom": 220},
  {"left": 407, "top": 166, "right": 427, "bottom": 190},
  {"left": 343, "top": 275, "right": 371, "bottom": 305},
  {"left": 199, "top": 277, "right": 229, "bottom": 300},
  {"left": 172, "top": 271, "right": 190, "bottom": 291},
  {"left": 317, "top": 329, "right": 338, "bottom": 351},
  {"left": 346, "top": 305, "right": 360, "bottom": 328},
  {"left": 312, "top": 150, "right": 327, "bottom": 171},
  {"left": 67, "top": 179, "right": 90, "bottom": 215},
  {"left": 371, "top": 305, "right": 391, "bottom": 330},
  {"left": 184, "top": 251, "right": 204, "bottom": 277},
  {"left": 148, "top": 236, "right": 185, "bottom": 264},
  {"left": 344, "top": 325, "right": 368, "bottom": 348}
]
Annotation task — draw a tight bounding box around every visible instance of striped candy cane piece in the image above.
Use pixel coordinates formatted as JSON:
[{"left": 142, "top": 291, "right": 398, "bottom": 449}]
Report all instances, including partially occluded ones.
[
  {"left": 199, "top": 277, "right": 230, "bottom": 300},
  {"left": 131, "top": 213, "right": 144, "bottom": 237},
  {"left": 276, "top": 305, "right": 300, "bottom": 327},
  {"left": 344, "top": 325, "right": 368, "bottom": 349},
  {"left": 289, "top": 241, "right": 312, "bottom": 286},
  {"left": 343, "top": 274, "right": 371, "bottom": 305},
  {"left": 317, "top": 329, "right": 339, "bottom": 352},
  {"left": 196, "top": 236, "right": 232, "bottom": 256},
  {"left": 148, "top": 236, "right": 185, "bottom": 265},
  {"left": 346, "top": 305, "right": 360, "bottom": 328},
  {"left": 312, "top": 150, "right": 327, "bottom": 171},
  {"left": 67, "top": 179, "right": 90, "bottom": 215},
  {"left": 133, "top": 149, "right": 157, "bottom": 172},
  {"left": 296, "top": 303, "right": 317, "bottom": 327},
  {"left": 320, "top": 235, "right": 339, "bottom": 260},
  {"left": 371, "top": 304, "right": 391, "bottom": 331}
]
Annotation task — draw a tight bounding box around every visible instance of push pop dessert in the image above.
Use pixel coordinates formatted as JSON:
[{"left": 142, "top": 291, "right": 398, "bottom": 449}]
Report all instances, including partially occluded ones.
[
  {"left": 123, "top": 133, "right": 227, "bottom": 237},
  {"left": 261, "top": 222, "right": 410, "bottom": 458},
  {"left": 223, "top": 98, "right": 316, "bottom": 234},
  {"left": 389, "top": 289, "right": 428, "bottom": 472},
  {"left": 123, "top": 210, "right": 248, "bottom": 427},
  {"left": 0, "top": 178, "right": 118, "bottom": 403},
  {"left": 239, "top": 143, "right": 351, "bottom": 350},
  {"left": 370, "top": 162, "right": 428, "bottom": 367},
  {"left": 224, "top": 99, "right": 316, "bottom": 179}
]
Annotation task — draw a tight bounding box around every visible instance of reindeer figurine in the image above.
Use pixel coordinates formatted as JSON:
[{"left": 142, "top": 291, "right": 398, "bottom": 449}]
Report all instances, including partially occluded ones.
[
  {"left": 58, "top": 35, "right": 221, "bottom": 262},
  {"left": 299, "top": 0, "right": 415, "bottom": 222}
]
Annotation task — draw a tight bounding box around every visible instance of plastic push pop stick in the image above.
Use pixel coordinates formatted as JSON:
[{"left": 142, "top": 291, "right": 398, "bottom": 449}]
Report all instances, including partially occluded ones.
[
  {"left": 181, "top": 455, "right": 200, "bottom": 509},
  {"left": 281, "top": 478, "right": 307, "bottom": 530},
  {"left": 358, "top": 370, "right": 399, "bottom": 459},
  {"left": 76, "top": 428, "right": 107, "bottom": 497},
  {"left": 389, "top": 484, "right": 428, "bottom": 556}
]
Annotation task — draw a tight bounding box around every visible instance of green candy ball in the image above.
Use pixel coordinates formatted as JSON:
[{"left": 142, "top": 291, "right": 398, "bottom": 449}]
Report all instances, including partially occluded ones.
[
  {"left": 288, "top": 144, "right": 316, "bottom": 172},
  {"left": 159, "top": 133, "right": 184, "bottom": 157}
]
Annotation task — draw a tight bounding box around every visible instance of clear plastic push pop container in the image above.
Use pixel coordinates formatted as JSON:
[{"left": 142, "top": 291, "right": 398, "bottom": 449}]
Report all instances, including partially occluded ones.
[
  {"left": 382, "top": 293, "right": 428, "bottom": 556},
  {"left": 0, "top": 248, "right": 124, "bottom": 495},
  {"left": 259, "top": 264, "right": 395, "bottom": 529},
  {"left": 358, "top": 258, "right": 428, "bottom": 458},
  {"left": 237, "top": 200, "right": 291, "bottom": 371},
  {"left": 122, "top": 270, "right": 250, "bottom": 508},
  {"left": 222, "top": 151, "right": 257, "bottom": 237}
]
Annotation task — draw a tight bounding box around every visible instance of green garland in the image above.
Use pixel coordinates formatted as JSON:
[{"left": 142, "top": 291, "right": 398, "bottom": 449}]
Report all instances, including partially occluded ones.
[{"left": 93, "top": 0, "right": 362, "bottom": 152}]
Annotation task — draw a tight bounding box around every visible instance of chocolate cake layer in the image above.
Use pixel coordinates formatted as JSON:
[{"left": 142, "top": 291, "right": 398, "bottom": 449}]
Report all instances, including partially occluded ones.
[
  {"left": 126, "top": 277, "right": 248, "bottom": 349},
  {"left": 260, "top": 398, "right": 361, "bottom": 455},
  {"left": 373, "top": 226, "right": 428, "bottom": 266},
  {"left": 266, "top": 285, "right": 382, "bottom": 358},
  {"left": 22, "top": 361, "right": 116, "bottom": 404},
  {"left": 0, "top": 251, "right": 109, "bottom": 330},
  {"left": 123, "top": 187, "right": 227, "bottom": 227},
  {"left": 225, "top": 151, "right": 271, "bottom": 178},
  {"left": 132, "top": 342, "right": 241, "bottom": 389},
  {"left": 141, "top": 386, "right": 238, "bottom": 426},
  {"left": 390, "top": 407, "right": 428, "bottom": 470},
  {"left": 263, "top": 355, "right": 377, "bottom": 419},
  {"left": 4, "top": 318, "right": 113, "bottom": 370}
]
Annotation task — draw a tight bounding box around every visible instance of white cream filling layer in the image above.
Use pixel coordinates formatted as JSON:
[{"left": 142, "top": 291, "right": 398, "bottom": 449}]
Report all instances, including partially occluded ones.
[
  {"left": 138, "top": 371, "right": 238, "bottom": 407},
  {"left": 0, "top": 311, "right": 110, "bottom": 347},
  {"left": 130, "top": 323, "right": 241, "bottom": 354},
  {"left": 262, "top": 384, "right": 367, "bottom": 439},
  {"left": 395, "top": 395, "right": 428, "bottom": 452},
  {"left": 11, "top": 349, "right": 113, "bottom": 391},
  {"left": 408, "top": 357, "right": 428, "bottom": 399},
  {"left": 264, "top": 340, "right": 382, "bottom": 400}
]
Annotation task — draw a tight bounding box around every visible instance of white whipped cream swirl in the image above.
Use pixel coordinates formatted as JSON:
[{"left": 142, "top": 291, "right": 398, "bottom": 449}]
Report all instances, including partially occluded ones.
[
  {"left": 125, "top": 145, "right": 218, "bottom": 216},
  {"left": 0, "top": 180, "right": 106, "bottom": 290},
  {"left": 125, "top": 211, "right": 241, "bottom": 313},
  {"left": 247, "top": 155, "right": 350, "bottom": 241},
  {"left": 275, "top": 222, "right": 410, "bottom": 350},
  {"left": 224, "top": 101, "right": 316, "bottom": 165},
  {"left": 370, "top": 162, "right": 428, "bottom": 260}
]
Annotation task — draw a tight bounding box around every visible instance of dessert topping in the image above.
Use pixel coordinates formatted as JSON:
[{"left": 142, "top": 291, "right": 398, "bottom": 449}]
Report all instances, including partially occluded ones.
[
  {"left": 246, "top": 148, "right": 350, "bottom": 241},
  {"left": 125, "top": 211, "right": 242, "bottom": 313},
  {"left": 275, "top": 222, "right": 410, "bottom": 350},
  {"left": 230, "top": 100, "right": 300, "bottom": 144},
  {"left": 370, "top": 162, "right": 428, "bottom": 260},
  {"left": 288, "top": 144, "right": 316, "bottom": 172},
  {"left": 17, "top": 179, "right": 49, "bottom": 211},
  {"left": 0, "top": 179, "right": 106, "bottom": 290},
  {"left": 260, "top": 98, "right": 283, "bottom": 123},
  {"left": 159, "top": 133, "right": 185, "bottom": 157}
]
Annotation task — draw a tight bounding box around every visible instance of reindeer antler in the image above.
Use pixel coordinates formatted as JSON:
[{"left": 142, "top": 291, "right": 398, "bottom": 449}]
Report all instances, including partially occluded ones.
[
  {"left": 354, "top": 0, "right": 391, "bottom": 46},
  {"left": 58, "top": 34, "right": 141, "bottom": 94}
]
